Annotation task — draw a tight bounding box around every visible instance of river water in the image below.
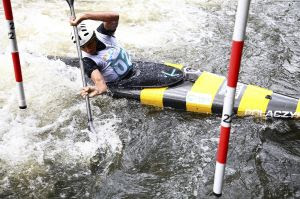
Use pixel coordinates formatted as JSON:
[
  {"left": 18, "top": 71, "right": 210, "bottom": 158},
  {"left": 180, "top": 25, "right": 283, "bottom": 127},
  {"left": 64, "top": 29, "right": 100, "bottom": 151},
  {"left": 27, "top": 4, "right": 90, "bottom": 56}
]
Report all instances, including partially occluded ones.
[{"left": 0, "top": 0, "right": 299, "bottom": 198}]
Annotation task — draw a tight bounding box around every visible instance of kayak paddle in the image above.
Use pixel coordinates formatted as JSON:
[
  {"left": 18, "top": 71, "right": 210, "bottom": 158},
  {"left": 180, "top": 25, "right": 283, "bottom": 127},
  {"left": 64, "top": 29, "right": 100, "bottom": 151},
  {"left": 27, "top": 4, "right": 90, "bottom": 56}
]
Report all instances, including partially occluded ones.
[{"left": 66, "top": 0, "right": 97, "bottom": 133}]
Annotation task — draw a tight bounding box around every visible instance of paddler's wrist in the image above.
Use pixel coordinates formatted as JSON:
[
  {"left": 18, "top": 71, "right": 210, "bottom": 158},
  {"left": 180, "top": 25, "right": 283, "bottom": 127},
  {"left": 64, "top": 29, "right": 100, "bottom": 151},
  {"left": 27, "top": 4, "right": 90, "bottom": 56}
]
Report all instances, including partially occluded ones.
[
  {"left": 93, "top": 86, "right": 102, "bottom": 96},
  {"left": 81, "top": 13, "right": 89, "bottom": 21}
]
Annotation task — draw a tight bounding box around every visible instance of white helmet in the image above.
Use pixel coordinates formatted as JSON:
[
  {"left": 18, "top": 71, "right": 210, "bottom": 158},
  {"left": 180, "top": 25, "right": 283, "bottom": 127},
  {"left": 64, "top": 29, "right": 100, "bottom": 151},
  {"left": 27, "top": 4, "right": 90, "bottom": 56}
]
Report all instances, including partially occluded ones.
[{"left": 71, "top": 22, "right": 94, "bottom": 47}]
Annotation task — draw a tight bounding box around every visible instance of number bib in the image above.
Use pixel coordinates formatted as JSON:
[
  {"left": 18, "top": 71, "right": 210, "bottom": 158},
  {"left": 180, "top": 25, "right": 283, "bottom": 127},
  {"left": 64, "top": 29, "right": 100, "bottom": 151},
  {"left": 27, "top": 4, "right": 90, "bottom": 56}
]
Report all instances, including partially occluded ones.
[{"left": 108, "top": 48, "right": 132, "bottom": 77}]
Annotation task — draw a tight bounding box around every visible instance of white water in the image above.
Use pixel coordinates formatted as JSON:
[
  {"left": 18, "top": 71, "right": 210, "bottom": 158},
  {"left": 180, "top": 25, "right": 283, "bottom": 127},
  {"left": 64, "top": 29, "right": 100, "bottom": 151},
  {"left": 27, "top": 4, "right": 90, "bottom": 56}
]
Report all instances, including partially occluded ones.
[
  {"left": 0, "top": 0, "right": 299, "bottom": 198},
  {"left": 0, "top": 1, "right": 125, "bottom": 196},
  {"left": 0, "top": 0, "right": 224, "bottom": 172}
]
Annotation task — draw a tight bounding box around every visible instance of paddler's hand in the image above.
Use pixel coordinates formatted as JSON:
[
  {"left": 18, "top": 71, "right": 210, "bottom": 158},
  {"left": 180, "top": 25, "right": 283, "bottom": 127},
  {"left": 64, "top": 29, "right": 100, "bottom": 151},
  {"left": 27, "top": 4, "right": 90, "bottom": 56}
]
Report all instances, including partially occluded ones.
[
  {"left": 69, "top": 13, "right": 86, "bottom": 26},
  {"left": 80, "top": 86, "right": 101, "bottom": 98}
]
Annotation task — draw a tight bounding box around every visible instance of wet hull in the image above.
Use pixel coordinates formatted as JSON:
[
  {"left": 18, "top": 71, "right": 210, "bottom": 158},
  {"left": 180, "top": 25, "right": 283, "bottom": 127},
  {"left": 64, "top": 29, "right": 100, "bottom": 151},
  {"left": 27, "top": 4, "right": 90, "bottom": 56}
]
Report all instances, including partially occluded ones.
[
  {"left": 51, "top": 56, "right": 300, "bottom": 119},
  {"left": 111, "top": 63, "right": 300, "bottom": 119}
]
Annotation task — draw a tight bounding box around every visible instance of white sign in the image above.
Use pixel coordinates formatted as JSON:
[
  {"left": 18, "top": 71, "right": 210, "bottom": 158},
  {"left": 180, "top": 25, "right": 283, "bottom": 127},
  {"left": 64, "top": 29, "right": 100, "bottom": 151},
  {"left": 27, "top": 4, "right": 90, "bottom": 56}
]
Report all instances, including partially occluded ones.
[{"left": 186, "top": 92, "right": 212, "bottom": 105}]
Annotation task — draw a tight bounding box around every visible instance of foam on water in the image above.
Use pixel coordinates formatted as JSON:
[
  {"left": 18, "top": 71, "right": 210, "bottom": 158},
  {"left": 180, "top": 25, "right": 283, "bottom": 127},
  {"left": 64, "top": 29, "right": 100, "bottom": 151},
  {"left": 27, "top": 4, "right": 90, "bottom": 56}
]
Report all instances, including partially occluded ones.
[
  {"left": 0, "top": 55, "right": 121, "bottom": 143},
  {"left": 0, "top": 0, "right": 299, "bottom": 198},
  {"left": 0, "top": 50, "right": 122, "bottom": 196},
  {"left": 0, "top": 0, "right": 123, "bottom": 168}
]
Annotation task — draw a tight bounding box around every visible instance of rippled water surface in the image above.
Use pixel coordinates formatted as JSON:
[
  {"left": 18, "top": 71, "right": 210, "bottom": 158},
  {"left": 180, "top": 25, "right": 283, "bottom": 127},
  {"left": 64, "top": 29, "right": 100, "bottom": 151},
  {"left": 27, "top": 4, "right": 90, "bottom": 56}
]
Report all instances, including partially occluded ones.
[{"left": 0, "top": 0, "right": 299, "bottom": 198}]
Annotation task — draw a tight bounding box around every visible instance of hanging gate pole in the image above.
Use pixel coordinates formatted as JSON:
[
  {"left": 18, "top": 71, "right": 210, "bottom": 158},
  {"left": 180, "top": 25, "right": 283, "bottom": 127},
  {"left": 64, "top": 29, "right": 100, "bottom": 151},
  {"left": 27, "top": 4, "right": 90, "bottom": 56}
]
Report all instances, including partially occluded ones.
[
  {"left": 213, "top": 0, "right": 251, "bottom": 196},
  {"left": 2, "top": 0, "right": 27, "bottom": 109}
]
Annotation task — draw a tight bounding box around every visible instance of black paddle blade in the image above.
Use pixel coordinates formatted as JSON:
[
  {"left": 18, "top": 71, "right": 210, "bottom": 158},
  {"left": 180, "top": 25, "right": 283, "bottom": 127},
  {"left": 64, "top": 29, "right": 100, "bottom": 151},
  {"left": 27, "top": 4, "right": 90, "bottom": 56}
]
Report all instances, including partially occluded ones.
[{"left": 66, "top": 0, "right": 74, "bottom": 7}]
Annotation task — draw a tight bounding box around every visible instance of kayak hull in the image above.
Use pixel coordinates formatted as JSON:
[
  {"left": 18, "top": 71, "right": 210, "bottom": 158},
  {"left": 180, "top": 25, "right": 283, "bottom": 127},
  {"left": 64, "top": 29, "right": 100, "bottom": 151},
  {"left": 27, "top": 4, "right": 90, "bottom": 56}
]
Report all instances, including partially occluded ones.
[
  {"left": 51, "top": 56, "right": 300, "bottom": 119},
  {"left": 111, "top": 63, "right": 300, "bottom": 119}
]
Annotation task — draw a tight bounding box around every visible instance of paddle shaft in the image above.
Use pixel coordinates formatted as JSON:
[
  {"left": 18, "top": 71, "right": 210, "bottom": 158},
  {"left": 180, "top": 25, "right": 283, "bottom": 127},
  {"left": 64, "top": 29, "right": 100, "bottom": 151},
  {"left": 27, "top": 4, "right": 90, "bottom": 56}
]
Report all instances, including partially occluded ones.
[{"left": 66, "top": 0, "right": 94, "bottom": 130}]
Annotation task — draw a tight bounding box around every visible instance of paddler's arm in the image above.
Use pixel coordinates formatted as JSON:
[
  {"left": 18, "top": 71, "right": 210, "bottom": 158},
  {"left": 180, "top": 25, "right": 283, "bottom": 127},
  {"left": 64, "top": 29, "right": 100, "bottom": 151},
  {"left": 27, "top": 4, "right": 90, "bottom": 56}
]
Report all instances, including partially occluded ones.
[
  {"left": 80, "top": 69, "right": 108, "bottom": 98},
  {"left": 70, "top": 11, "right": 119, "bottom": 31}
]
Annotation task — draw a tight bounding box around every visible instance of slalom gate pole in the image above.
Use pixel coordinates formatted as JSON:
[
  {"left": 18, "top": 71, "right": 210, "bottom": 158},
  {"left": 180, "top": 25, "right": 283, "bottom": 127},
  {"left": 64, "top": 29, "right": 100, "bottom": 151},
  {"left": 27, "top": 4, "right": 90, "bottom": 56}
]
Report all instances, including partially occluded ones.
[
  {"left": 213, "top": 0, "right": 251, "bottom": 196},
  {"left": 2, "top": 0, "right": 27, "bottom": 109}
]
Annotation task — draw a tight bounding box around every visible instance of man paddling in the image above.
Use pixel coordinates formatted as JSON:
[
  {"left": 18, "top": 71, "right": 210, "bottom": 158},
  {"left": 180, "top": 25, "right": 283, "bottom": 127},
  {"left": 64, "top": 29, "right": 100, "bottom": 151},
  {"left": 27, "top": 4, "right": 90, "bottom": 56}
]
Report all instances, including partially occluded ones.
[{"left": 70, "top": 11, "right": 133, "bottom": 97}]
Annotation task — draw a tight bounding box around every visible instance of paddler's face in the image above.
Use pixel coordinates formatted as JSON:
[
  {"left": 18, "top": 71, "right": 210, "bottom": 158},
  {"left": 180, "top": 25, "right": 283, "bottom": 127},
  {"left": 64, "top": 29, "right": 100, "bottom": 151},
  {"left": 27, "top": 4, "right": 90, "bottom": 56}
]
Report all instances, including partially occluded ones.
[{"left": 81, "top": 37, "right": 97, "bottom": 55}]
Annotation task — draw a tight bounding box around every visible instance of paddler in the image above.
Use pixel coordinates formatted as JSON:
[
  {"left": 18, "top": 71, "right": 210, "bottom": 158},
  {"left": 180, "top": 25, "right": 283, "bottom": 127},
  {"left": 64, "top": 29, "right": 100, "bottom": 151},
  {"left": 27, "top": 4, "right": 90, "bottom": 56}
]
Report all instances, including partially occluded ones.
[{"left": 70, "top": 11, "right": 133, "bottom": 97}]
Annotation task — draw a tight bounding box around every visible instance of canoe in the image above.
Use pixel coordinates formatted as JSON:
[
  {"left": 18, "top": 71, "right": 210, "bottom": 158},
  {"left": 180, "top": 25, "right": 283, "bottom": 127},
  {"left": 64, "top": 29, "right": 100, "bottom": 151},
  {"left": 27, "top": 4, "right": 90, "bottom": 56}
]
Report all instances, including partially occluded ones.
[{"left": 51, "top": 56, "right": 300, "bottom": 119}]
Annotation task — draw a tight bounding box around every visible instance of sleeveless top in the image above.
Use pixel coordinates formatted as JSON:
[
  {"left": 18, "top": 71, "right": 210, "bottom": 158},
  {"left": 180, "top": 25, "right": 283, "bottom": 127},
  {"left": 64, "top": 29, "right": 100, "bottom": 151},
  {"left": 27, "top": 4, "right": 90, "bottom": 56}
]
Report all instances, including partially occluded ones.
[{"left": 82, "top": 24, "right": 132, "bottom": 82}]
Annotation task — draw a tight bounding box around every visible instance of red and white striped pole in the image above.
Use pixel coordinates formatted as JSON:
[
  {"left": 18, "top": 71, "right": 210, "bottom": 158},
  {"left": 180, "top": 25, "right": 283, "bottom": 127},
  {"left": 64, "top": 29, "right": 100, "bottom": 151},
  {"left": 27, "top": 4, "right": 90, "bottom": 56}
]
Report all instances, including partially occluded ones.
[
  {"left": 2, "top": 0, "right": 27, "bottom": 109},
  {"left": 213, "top": 0, "right": 251, "bottom": 196}
]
